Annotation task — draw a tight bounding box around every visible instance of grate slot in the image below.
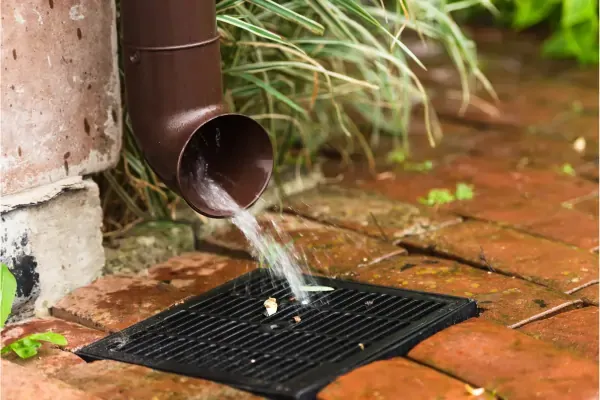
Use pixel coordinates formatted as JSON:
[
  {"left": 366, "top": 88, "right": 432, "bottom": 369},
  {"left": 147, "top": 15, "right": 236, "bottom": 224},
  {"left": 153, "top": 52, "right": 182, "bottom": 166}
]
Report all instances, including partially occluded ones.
[
  {"left": 163, "top": 341, "right": 207, "bottom": 362},
  {"left": 78, "top": 269, "right": 477, "bottom": 400}
]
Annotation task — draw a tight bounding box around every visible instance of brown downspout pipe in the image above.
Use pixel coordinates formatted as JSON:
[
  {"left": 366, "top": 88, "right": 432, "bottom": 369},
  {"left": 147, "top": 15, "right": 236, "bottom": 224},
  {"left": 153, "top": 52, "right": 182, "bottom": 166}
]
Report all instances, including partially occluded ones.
[{"left": 120, "top": 0, "right": 274, "bottom": 218}]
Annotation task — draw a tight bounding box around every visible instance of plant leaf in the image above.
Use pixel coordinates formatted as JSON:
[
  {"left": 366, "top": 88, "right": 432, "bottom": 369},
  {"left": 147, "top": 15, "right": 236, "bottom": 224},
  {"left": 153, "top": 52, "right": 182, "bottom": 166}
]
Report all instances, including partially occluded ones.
[
  {"left": 236, "top": 73, "right": 308, "bottom": 117},
  {"left": 3, "top": 337, "right": 42, "bottom": 359},
  {"left": 562, "top": 0, "right": 596, "bottom": 27},
  {"left": 299, "top": 285, "right": 335, "bottom": 292},
  {"left": 419, "top": 189, "right": 455, "bottom": 206},
  {"left": 1, "top": 332, "right": 67, "bottom": 360},
  {"left": 0, "top": 263, "right": 16, "bottom": 328},
  {"left": 26, "top": 332, "right": 68, "bottom": 347},
  {"left": 332, "top": 0, "right": 380, "bottom": 27},
  {"left": 561, "top": 163, "right": 577, "bottom": 176},
  {"left": 216, "top": 0, "right": 246, "bottom": 13},
  {"left": 10, "top": 344, "right": 39, "bottom": 359},
  {"left": 455, "top": 183, "right": 474, "bottom": 200},
  {"left": 216, "top": 15, "right": 305, "bottom": 53},
  {"left": 248, "top": 0, "right": 325, "bottom": 34},
  {"left": 513, "top": 0, "right": 561, "bottom": 29}
]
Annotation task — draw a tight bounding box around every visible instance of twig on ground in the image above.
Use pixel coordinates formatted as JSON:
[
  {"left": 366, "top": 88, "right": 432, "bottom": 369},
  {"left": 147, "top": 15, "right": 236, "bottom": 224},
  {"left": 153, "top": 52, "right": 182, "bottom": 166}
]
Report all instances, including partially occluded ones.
[
  {"left": 565, "top": 280, "right": 599, "bottom": 295},
  {"left": 369, "top": 212, "right": 389, "bottom": 242},
  {"left": 478, "top": 246, "right": 495, "bottom": 272},
  {"left": 507, "top": 300, "right": 583, "bottom": 329}
]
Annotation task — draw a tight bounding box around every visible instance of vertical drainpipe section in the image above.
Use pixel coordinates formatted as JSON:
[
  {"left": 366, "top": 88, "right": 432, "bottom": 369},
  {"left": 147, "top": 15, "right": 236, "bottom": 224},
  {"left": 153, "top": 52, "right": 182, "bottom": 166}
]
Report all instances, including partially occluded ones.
[{"left": 120, "top": 0, "right": 274, "bottom": 218}]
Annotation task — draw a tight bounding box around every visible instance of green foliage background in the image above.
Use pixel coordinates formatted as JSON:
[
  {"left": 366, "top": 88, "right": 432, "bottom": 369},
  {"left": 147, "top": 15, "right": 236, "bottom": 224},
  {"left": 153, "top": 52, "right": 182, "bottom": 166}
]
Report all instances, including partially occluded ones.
[{"left": 453, "top": 0, "right": 599, "bottom": 64}]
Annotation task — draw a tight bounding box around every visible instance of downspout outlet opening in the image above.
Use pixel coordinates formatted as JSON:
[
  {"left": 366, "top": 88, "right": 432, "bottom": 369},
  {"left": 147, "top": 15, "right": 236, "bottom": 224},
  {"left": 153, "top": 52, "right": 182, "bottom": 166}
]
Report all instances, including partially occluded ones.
[{"left": 177, "top": 114, "right": 274, "bottom": 218}]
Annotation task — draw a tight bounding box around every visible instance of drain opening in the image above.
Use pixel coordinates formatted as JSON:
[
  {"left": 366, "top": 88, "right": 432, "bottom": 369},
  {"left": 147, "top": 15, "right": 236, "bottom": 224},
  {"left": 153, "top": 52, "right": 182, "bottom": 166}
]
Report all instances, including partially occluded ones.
[{"left": 77, "top": 269, "right": 477, "bottom": 400}]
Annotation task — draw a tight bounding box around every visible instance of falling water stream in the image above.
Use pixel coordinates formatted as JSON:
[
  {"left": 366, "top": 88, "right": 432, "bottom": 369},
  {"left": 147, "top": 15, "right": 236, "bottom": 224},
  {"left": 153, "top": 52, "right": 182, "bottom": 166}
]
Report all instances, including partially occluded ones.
[{"left": 199, "top": 178, "right": 314, "bottom": 303}]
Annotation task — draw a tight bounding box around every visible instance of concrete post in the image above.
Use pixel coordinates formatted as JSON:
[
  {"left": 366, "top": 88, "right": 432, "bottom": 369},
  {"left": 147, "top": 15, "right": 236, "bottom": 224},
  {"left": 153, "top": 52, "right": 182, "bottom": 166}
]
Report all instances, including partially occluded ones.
[{"left": 1, "top": 0, "right": 121, "bottom": 321}]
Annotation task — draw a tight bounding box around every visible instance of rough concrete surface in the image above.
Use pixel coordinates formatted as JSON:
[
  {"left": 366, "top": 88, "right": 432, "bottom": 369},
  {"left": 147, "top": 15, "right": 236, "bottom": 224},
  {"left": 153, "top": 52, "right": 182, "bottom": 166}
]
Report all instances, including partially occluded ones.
[{"left": 1, "top": 178, "right": 104, "bottom": 321}]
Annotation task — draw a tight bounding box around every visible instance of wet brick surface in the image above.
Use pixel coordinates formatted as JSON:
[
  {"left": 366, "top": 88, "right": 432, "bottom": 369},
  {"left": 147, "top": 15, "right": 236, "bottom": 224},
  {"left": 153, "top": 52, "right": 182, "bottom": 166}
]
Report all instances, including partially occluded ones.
[
  {"left": 280, "top": 185, "right": 461, "bottom": 240},
  {"left": 400, "top": 221, "right": 598, "bottom": 292},
  {"left": 520, "top": 307, "right": 599, "bottom": 361},
  {"left": 52, "top": 276, "right": 191, "bottom": 332},
  {"left": 146, "top": 252, "right": 258, "bottom": 294},
  {"left": 318, "top": 358, "right": 484, "bottom": 400},
  {"left": 1, "top": 359, "right": 102, "bottom": 400},
  {"left": 408, "top": 319, "right": 599, "bottom": 400},
  {"left": 332, "top": 255, "right": 575, "bottom": 326},
  {"left": 210, "top": 212, "right": 406, "bottom": 274},
  {"left": 573, "top": 283, "right": 599, "bottom": 305},
  {"left": 52, "top": 360, "right": 263, "bottom": 400}
]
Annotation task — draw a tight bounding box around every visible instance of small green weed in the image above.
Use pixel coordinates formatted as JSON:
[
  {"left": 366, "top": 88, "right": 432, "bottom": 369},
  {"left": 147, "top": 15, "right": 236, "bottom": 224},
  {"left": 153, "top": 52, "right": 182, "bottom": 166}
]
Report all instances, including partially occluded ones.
[
  {"left": 0, "top": 263, "right": 67, "bottom": 359},
  {"left": 1, "top": 333, "right": 67, "bottom": 359},
  {"left": 404, "top": 161, "right": 434, "bottom": 172},
  {"left": 419, "top": 189, "right": 456, "bottom": 206},
  {"left": 419, "top": 183, "right": 475, "bottom": 206},
  {"left": 387, "top": 149, "right": 434, "bottom": 173},
  {"left": 455, "top": 183, "right": 475, "bottom": 200},
  {"left": 386, "top": 149, "right": 407, "bottom": 165},
  {"left": 560, "top": 163, "right": 576, "bottom": 176}
]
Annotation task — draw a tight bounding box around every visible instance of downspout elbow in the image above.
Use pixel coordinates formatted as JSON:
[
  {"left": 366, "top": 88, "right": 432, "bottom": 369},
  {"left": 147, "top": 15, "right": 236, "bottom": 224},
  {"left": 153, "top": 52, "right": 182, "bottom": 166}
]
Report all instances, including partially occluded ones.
[{"left": 121, "top": 0, "right": 274, "bottom": 218}]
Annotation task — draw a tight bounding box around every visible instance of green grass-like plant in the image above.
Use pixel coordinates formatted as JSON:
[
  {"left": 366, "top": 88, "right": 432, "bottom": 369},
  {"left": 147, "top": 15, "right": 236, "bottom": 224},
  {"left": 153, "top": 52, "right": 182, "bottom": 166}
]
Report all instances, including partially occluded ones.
[
  {"left": 452, "top": 0, "right": 599, "bottom": 64},
  {"left": 101, "top": 0, "right": 493, "bottom": 231}
]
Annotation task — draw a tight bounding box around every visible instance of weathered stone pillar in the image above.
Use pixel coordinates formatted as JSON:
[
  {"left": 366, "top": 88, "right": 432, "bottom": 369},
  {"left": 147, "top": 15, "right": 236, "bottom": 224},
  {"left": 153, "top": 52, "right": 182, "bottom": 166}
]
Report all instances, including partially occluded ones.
[{"left": 1, "top": 0, "right": 121, "bottom": 321}]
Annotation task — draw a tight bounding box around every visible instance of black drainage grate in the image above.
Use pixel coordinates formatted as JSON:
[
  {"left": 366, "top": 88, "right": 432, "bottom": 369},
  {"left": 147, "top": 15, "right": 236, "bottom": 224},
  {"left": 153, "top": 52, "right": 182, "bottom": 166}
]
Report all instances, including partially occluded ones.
[{"left": 77, "top": 270, "right": 477, "bottom": 399}]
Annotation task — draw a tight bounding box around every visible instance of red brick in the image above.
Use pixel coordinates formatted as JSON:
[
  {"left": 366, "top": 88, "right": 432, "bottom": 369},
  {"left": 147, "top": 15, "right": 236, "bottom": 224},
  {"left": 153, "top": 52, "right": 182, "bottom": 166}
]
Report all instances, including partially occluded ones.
[
  {"left": 577, "top": 162, "right": 599, "bottom": 182},
  {"left": 520, "top": 307, "right": 599, "bottom": 361},
  {"left": 454, "top": 196, "right": 598, "bottom": 250},
  {"left": 440, "top": 156, "right": 596, "bottom": 205},
  {"left": 525, "top": 208, "right": 599, "bottom": 250},
  {"left": 573, "top": 283, "right": 599, "bottom": 305},
  {"left": 570, "top": 195, "right": 599, "bottom": 216},
  {"left": 1, "top": 317, "right": 106, "bottom": 376},
  {"left": 210, "top": 212, "right": 406, "bottom": 274},
  {"left": 401, "top": 221, "right": 598, "bottom": 292},
  {"left": 52, "top": 276, "right": 191, "bottom": 332},
  {"left": 456, "top": 130, "right": 591, "bottom": 170},
  {"left": 2, "top": 317, "right": 105, "bottom": 352},
  {"left": 556, "top": 67, "right": 600, "bottom": 89},
  {"left": 353, "top": 156, "right": 596, "bottom": 209},
  {"left": 1, "top": 359, "right": 102, "bottom": 400},
  {"left": 408, "top": 319, "right": 599, "bottom": 400},
  {"left": 318, "top": 358, "right": 483, "bottom": 400},
  {"left": 431, "top": 94, "right": 520, "bottom": 127},
  {"left": 146, "top": 252, "right": 258, "bottom": 294},
  {"left": 281, "top": 185, "right": 461, "bottom": 240},
  {"left": 2, "top": 347, "right": 85, "bottom": 377},
  {"left": 336, "top": 255, "right": 574, "bottom": 326},
  {"left": 53, "top": 360, "right": 262, "bottom": 400}
]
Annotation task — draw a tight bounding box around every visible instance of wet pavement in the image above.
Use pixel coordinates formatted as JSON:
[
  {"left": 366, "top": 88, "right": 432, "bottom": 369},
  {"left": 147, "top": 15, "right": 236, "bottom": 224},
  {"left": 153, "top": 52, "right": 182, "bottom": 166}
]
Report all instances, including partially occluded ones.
[{"left": 2, "top": 30, "right": 598, "bottom": 400}]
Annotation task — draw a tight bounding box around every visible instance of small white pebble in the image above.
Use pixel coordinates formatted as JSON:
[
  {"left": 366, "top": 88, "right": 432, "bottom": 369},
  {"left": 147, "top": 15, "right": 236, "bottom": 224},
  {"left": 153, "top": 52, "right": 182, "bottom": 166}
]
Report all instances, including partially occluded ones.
[
  {"left": 573, "top": 137, "right": 586, "bottom": 153},
  {"left": 250, "top": 359, "right": 256, "bottom": 363}
]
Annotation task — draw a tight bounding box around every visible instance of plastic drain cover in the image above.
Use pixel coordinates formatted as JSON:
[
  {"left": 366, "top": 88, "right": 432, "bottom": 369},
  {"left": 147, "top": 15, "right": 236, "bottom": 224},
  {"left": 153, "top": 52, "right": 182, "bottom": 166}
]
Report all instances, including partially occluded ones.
[{"left": 77, "top": 270, "right": 477, "bottom": 399}]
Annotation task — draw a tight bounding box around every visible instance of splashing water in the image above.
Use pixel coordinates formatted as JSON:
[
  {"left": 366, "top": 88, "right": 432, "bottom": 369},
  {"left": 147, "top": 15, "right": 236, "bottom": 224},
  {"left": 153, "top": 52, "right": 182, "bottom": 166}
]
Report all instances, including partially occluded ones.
[{"left": 199, "top": 178, "right": 313, "bottom": 303}]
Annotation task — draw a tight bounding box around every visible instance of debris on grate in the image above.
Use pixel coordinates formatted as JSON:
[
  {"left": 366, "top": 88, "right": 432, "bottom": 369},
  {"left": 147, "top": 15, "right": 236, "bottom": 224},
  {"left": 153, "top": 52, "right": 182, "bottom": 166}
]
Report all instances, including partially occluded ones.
[{"left": 77, "top": 269, "right": 477, "bottom": 400}]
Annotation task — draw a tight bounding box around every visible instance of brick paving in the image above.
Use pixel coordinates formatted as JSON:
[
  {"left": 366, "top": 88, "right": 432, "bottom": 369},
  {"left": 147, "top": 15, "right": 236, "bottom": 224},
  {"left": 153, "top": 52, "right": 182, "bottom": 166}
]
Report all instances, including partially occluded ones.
[{"left": 2, "top": 31, "right": 598, "bottom": 400}]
